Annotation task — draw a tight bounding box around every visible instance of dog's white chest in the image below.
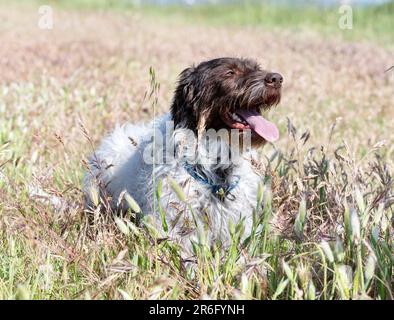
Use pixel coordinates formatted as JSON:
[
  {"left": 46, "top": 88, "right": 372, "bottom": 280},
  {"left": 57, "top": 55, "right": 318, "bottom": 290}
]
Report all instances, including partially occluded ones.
[{"left": 146, "top": 159, "right": 261, "bottom": 249}]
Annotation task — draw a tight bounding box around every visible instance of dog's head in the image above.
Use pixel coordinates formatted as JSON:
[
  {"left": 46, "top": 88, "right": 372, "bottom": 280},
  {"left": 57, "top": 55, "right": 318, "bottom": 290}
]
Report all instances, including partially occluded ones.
[{"left": 170, "top": 57, "right": 283, "bottom": 147}]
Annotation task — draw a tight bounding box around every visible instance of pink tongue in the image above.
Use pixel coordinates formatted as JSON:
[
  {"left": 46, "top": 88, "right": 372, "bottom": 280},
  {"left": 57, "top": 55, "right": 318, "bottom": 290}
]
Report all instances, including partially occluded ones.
[{"left": 236, "top": 110, "right": 279, "bottom": 142}]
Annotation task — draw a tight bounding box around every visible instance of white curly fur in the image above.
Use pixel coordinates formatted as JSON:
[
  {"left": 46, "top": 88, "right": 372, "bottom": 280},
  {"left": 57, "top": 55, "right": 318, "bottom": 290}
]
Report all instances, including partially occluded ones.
[{"left": 84, "top": 113, "right": 263, "bottom": 258}]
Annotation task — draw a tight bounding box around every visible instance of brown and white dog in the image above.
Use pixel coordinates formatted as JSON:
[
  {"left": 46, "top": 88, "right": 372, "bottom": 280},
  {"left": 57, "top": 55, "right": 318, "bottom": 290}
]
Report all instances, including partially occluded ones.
[{"left": 84, "top": 57, "right": 283, "bottom": 258}]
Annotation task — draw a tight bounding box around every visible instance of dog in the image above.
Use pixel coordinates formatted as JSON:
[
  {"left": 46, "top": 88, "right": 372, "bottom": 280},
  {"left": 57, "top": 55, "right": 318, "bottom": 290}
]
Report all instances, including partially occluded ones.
[{"left": 84, "top": 57, "right": 283, "bottom": 258}]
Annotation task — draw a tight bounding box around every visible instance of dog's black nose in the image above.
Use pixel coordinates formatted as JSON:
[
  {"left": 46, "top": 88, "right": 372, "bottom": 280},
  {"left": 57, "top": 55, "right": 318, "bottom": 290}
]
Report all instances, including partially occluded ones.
[{"left": 264, "top": 73, "right": 283, "bottom": 86}]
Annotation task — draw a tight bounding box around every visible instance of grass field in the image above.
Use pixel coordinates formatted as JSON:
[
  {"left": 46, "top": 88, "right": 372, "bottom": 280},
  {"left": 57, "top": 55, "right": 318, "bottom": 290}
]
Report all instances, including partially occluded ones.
[{"left": 0, "top": 1, "right": 393, "bottom": 299}]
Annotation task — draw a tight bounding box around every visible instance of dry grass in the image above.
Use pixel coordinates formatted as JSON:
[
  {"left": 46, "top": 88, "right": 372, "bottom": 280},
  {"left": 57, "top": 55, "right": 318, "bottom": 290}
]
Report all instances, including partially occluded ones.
[{"left": 0, "top": 4, "right": 393, "bottom": 299}]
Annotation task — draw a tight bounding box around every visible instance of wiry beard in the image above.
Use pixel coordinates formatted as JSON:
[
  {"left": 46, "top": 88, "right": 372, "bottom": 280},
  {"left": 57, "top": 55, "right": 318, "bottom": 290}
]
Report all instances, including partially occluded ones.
[
  {"left": 200, "top": 84, "right": 281, "bottom": 132},
  {"left": 239, "top": 82, "right": 281, "bottom": 111},
  {"left": 261, "top": 85, "right": 281, "bottom": 108}
]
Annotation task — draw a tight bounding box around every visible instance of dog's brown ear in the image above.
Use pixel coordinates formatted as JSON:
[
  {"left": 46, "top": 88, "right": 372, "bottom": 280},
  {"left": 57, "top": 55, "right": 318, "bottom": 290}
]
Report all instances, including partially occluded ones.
[{"left": 170, "top": 66, "right": 198, "bottom": 130}]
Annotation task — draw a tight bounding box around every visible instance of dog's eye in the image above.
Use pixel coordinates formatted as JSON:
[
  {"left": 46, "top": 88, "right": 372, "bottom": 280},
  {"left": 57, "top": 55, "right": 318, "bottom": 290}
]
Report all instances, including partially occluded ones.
[{"left": 226, "top": 70, "right": 235, "bottom": 76}]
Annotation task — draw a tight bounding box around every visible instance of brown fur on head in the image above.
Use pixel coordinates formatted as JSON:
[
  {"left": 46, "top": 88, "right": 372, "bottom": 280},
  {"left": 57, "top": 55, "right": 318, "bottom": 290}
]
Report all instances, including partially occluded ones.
[{"left": 170, "top": 57, "right": 283, "bottom": 147}]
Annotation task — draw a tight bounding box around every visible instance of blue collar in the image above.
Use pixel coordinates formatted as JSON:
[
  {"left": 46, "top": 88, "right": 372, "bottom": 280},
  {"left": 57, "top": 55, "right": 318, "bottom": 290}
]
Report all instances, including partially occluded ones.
[{"left": 183, "top": 162, "right": 240, "bottom": 199}]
